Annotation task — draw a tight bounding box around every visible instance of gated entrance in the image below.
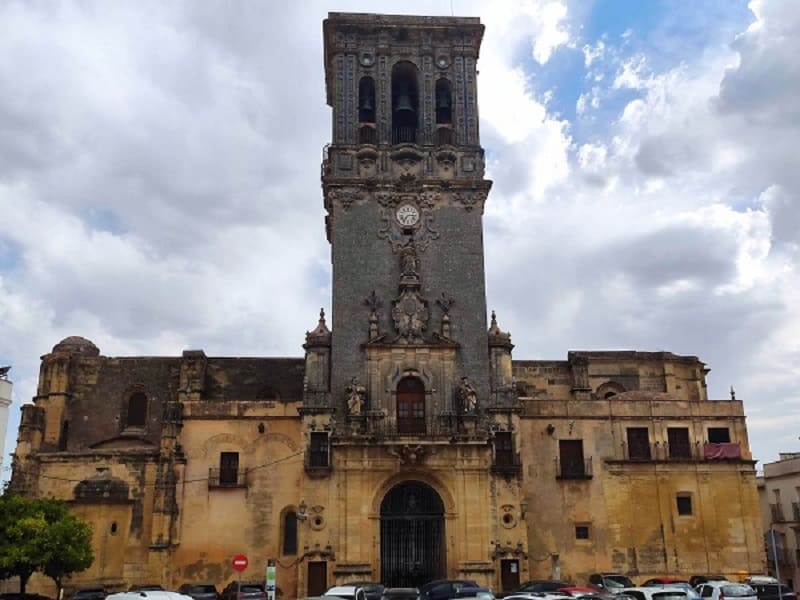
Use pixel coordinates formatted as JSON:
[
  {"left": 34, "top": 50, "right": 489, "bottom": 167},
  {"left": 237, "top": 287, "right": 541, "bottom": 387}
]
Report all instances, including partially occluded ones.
[{"left": 380, "top": 481, "right": 446, "bottom": 588}]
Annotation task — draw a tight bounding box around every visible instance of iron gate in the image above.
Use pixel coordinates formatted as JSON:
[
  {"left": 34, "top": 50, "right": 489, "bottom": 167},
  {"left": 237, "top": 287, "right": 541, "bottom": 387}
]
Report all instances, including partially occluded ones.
[{"left": 380, "top": 481, "right": 446, "bottom": 588}]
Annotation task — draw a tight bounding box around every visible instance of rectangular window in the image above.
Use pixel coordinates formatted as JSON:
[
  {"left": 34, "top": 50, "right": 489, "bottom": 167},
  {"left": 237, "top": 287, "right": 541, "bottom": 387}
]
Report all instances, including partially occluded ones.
[
  {"left": 667, "top": 427, "right": 691, "bottom": 459},
  {"left": 219, "top": 452, "right": 239, "bottom": 486},
  {"left": 707, "top": 427, "right": 731, "bottom": 443},
  {"left": 677, "top": 493, "right": 693, "bottom": 515},
  {"left": 559, "top": 439, "right": 586, "bottom": 477},
  {"left": 494, "top": 432, "right": 514, "bottom": 466},
  {"left": 627, "top": 427, "right": 651, "bottom": 460},
  {"left": 575, "top": 524, "right": 590, "bottom": 540},
  {"left": 309, "top": 432, "right": 329, "bottom": 468}
]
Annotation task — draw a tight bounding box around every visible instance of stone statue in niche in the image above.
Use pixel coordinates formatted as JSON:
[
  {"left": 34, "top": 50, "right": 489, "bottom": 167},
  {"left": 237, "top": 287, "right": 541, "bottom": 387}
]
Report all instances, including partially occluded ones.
[
  {"left": 346, "top": 377, "right": 367, "bottom": 416},
  {"left": 457, "top": 376, "right": 478, "bottom": 414}
]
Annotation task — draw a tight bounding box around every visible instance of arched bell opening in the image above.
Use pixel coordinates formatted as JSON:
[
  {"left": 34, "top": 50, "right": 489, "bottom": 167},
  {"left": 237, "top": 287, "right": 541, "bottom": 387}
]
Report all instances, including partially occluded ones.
[
  {"left": 392, "top": 62, "right": 419, "bottom": 144},
  {"left": 380, "top": 480, "right": 446, "bottom": 588},
  {"left": 435, "top": 78, "right": 453, "bottom": 144}
]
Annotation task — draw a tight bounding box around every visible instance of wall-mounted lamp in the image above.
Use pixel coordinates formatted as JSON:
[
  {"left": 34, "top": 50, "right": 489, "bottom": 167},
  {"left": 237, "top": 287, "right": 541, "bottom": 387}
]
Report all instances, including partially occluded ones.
[
  {"left": 545, "top": 424, "right": 555, "bottom": 435},
  {"left": 298, "top": 499, "right": 308, "bottom": 521},
  {"left": 520, "top": 499, "right": 529, "bottom": 520}
]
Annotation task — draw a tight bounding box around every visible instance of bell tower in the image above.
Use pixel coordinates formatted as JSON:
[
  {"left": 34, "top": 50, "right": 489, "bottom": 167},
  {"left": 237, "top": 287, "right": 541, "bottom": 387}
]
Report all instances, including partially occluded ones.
[{"left": 321, "top": 12, "right": 493, "bottom": 416}]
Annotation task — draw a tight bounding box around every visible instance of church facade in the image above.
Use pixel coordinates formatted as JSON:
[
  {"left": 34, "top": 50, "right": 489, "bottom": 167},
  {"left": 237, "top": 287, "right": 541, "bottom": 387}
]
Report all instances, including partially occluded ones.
[{"left": 10, "top": 12, "right": 764, "bottom": 599}]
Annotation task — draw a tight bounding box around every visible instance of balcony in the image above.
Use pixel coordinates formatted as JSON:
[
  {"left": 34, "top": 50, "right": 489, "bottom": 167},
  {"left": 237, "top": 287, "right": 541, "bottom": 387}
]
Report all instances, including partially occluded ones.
[
  {"left": 336, "top": 413, "right": 489, "bottom": 443},
  {"left": 492, "top": 455, "right": 522, "bottom": 477},
  {"left": 703, "top": 442, "right": 742, "bottom": 460},
  {"left": 208, "top": 467, "right": 247, "bottom": 489},
  {"left": 770, "top": 503, "right": 787, "bottom": 523},
  {"left": 555, "top": 457, "right": 593, "bottom": 480}
]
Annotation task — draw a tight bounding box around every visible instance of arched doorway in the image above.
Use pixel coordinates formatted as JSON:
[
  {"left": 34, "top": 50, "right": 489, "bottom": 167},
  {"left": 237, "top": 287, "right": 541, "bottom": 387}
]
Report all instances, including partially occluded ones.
[{"left": 380, "top": 481, "right": 446, "bottom": 588}]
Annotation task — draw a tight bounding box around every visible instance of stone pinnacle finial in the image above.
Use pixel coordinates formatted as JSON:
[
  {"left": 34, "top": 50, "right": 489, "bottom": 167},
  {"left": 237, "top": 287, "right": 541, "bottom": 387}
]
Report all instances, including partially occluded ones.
[{"left": 730, "top": 385, "right": 736, "bottom": 400}]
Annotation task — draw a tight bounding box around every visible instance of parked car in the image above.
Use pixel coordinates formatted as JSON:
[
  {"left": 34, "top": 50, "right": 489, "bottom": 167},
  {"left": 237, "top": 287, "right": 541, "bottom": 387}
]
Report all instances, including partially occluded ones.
[
  {"left": 642, "top": 582, "right": 688, "bottom": 588},
  {"left": 453, "top": 588, "right": 495, "bottom": 600},
  {"left": 511, "top": 582, "right": 574, "bottom": 595},
  {"left": 689, "top": 578, "right": 727, "bottom": 589},
  {"left": 559, "top": 589, "right": 600, "bottom": 598},
  {"left": 0, "top": 594, "right": 54, "bottom": 600},
  {"left": 72, "top": 589, "right": 108, "bottom": 600},
  {"left": 129, "top": 587, "right": 165, "bottom": 593},
  {"left": 748, "top": 582, "right": 796, "bottom": 600},
  {"left": 108, "top": 593, "right": 193, "bottom": 600},
  {"left": 220, "top": 582, "right": 267, "bottom": 600},
  {"left": 326, "top": 586, "right": 368, "bottom": 600},
  {"left": 381, "top": 589, "right": 420, "bottom": 600},
  {"left": 639, "top": 584, "right": 698, "bottom": 600},
  {"left": 177, "top": 585, "right": 219, "bottom": 600},
  {"left": 620, "top": 588, "right": 693, "bottom": 600},
  {"left": 696, "top": 582, "right": 757, "bottom": 600},
  {"left": 343, "top": 583, "right": 384, "bottom": 600},
  {"left": 589, "top": 575, "right": 635, "bottom": 595},
  {"left": 419, "top": 580, "right": 479, "bottom": 600}
]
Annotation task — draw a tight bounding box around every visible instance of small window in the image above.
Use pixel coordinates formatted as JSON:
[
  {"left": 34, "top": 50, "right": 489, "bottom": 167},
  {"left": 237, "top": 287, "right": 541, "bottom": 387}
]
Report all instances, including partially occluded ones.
[
  {"left": 127, "top": 392, "right": 148, "bottom": 428},
  {"left": 708, "top": 427, "right": 731, "bottom": 443},
  {"left": 575, "top": 524, "right": 590, "bottom": 539},
  {"left": 219, "top": 452, "right": 240, "bottom": 486},
  {"left": 677, "top": 493, "right": 693, "bottom": 515},
  {"left": 309, "top": 432, "right": 329, "bottom": 468},
  {"left": 283, "top": 511, "right": 298, "bottom": 555}
]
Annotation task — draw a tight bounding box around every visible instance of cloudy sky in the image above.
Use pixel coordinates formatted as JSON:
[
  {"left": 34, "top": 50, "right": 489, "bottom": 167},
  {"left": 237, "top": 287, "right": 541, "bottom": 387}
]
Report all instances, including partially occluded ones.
[{"left": 1, "top": 0, "right": 798, "bottom": 480}]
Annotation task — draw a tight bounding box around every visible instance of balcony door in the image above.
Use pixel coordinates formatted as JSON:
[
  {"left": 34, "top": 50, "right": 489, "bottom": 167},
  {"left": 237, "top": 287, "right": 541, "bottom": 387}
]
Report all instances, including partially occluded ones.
[{"left": 397, "top": 377, "right": 426, "bottom": 434}]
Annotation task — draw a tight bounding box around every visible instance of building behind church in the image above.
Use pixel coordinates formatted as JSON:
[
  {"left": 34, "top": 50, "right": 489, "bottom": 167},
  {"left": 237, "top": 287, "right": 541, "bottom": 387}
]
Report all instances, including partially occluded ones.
[{"left": 9, "top": 12, "right": 764, "bottom": 599}]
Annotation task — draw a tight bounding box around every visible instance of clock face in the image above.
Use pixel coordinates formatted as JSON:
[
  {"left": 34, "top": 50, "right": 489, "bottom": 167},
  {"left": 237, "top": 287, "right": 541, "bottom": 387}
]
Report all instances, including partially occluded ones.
[{"left": 396, "top": 204, "right": 420, "bottom": 226}]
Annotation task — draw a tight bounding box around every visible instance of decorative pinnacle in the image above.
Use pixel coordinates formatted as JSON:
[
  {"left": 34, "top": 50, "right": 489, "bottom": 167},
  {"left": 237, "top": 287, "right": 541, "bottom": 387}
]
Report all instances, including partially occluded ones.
[{"left": 319, "top": 308, "right": 326, "bottom": 325}]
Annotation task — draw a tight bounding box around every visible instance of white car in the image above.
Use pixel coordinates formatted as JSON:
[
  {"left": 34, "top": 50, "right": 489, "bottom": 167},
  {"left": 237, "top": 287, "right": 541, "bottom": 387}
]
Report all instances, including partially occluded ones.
[
  {"left": 327, "top": 586, "right": 368, "bottom": 600},
  {"left": 108, "top": 593, "right": 194, "bottom": 600},
  {"left": 696, "top": 582, "right": 757, "bottom": 600},
  {"left": 621, "top": 587, "right": 694, "bottom": 600}
]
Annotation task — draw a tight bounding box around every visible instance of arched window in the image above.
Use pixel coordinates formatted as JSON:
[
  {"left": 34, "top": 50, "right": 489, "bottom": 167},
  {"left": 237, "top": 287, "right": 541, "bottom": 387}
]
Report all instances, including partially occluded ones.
[
  {"left": 435, "top": 79, "right": 452, "bottom": 124},
  {"left": 397, "top": 376, "right": 425, "bottom": 434},
  {"left": 127, "top": 392, "right": 147, "bottom": 428},
  {"left": 358, "top": 77, "right": 376, "bottom": 123},
  {"left": 392, "top": 62, "right": 419, "bottom": 144},
  {"left": 283, "top": 511, "right": 298, "bottom": 555}
]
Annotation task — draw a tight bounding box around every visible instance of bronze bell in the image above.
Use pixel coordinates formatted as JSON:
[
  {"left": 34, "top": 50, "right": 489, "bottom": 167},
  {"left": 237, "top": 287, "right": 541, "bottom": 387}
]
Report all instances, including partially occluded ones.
[
  {"left": 360, "top": 94, "right": 374, "bottom": 111},
  {"left": 395, "top": 86, "right": 414, "bottom": 112}
]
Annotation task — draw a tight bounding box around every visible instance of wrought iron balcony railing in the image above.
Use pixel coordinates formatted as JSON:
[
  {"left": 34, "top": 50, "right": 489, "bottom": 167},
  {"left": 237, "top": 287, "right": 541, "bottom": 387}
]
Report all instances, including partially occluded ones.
[
  {"left": 555, "top": 457, "right": 593, "bottom": 479},
  {"left": 208, "top": 467, "right": 247, "bottom": 488},
  {"left": 770, "top": 503, "right": 787, "bottom": 523}
]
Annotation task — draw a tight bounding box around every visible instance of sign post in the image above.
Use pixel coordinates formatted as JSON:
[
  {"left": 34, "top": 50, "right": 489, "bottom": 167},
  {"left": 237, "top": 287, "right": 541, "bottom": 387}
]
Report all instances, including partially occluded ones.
[
  {"left": 266, "top": 559, "right": 276, "bottom": 600},
  {"left": 232, "top": 554, "right": 249, "bottom": 600}
]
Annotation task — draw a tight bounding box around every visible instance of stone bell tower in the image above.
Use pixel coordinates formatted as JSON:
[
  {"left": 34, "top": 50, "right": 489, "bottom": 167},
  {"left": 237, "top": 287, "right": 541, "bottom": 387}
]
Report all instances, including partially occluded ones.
[{"left": 321, "top": 12, "right": 493, "bottom": 416}]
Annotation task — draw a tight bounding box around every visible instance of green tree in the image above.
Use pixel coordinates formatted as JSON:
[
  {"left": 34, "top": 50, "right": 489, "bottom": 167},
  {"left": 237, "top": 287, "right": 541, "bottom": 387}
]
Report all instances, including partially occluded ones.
[{"left": 0, "top": 493, "right": 94, "bottom": 595}]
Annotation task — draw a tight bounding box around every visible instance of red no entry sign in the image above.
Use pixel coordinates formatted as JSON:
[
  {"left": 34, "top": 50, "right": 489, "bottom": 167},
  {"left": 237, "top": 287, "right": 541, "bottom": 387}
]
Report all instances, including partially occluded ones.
[{"left": 232, "top": 554, "right": 248, "bottom": 572}]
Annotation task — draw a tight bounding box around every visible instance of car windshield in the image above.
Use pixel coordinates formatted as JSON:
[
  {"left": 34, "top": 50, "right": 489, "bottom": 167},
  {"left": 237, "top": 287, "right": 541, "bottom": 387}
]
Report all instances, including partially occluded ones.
[
  {"left": 606, "top": 578, "right": 635, "bottom": 589},
  {"left": 240, "top": 587, "right": 263, "bottom": 594},
  {"left": 722, "top": 587, "right": 755, "bottom": 598}
]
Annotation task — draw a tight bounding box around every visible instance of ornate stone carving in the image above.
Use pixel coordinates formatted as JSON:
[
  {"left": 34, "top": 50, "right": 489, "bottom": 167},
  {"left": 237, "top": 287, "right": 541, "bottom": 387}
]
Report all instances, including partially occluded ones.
[
  {"left": 453, "top": 190, "right": 486, "bottom": 212},
  {"left": 457, "top": 376, "right": 478, "bottom": 414},
  {"left": 346, "top": 377, "right": 366, "bottom": 416},
  {"left": 328, "top": 187, "right": 364, "bottom": 211},
  {"left": 391, "top": 242, "right": 429, "bottom": 344},
  {"left": 387, "top": 444, "right": 430, "bottom": 465},
  {"left": 364, "top": 290, "right": 383, "bottom": 341},
  {"left": 437, "top": 293, "right": 455, "bottom": 339}
]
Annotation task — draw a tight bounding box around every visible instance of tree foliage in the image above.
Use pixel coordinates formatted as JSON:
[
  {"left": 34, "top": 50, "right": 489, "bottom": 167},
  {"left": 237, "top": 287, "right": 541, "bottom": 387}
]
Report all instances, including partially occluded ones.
[{"left": 0, "top": 493, "right": 94, "bottom": 594}]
